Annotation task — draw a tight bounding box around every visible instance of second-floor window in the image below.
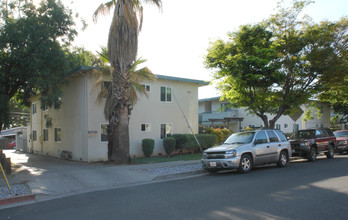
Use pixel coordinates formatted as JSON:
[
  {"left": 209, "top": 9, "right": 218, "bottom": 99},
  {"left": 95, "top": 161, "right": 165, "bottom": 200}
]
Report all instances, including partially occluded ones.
[
  {"left": 32, "top": 103, "right": 37, "bottom": 115},
  {"left": 143, "top": 84, "right": 151, "bottom": 93},
  {"left": 160, "top": 86, "right": 172, "bottom": 102}
]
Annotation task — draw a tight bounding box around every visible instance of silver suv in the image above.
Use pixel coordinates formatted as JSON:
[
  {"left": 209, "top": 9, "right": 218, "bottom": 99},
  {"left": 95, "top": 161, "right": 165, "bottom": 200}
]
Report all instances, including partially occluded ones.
[{"left": 201, "top": 129, "right": 291, "bottom": 173}]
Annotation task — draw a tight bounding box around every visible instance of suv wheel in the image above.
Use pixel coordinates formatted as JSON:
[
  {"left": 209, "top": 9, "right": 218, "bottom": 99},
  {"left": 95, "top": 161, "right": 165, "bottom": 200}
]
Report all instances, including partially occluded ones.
[
  {"left": 277, "top": 151, "right": 288, "bottom": 167},
  {"left": 238, "top": 154, "right": 252, "bottom": 173},
  {"left": 325, "top": 145, "right": 334, "bottom": 159},
  {"left": 307, "top": 147, "right": 317, "bottom": 162}
]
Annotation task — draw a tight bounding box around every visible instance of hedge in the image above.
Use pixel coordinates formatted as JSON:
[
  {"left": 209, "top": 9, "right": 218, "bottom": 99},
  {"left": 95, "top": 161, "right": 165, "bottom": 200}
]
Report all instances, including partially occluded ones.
[
  {"left": 142, "top": 139, "right": 154, "bottom": 157},
  {"left": 172, "top": 134, "right": 216, "bottom": 152},
  {"left": 163, "top": 137, "right": 176, "bottom": 155}
]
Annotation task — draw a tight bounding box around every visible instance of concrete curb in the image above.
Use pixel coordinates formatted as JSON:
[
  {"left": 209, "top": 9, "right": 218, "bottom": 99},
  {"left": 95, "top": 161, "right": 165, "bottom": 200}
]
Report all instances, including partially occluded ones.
[{"left": 0, "top": 194, "right": 35, "bottom": 206}]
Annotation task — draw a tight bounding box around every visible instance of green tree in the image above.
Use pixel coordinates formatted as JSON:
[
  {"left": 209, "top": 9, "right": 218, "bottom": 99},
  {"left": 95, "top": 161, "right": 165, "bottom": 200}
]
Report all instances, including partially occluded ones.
[
  {"left": 205, "top": 0, "right": 347, "bottom": 129},
  {"left": 93, "top": 0, "right": 162, "bottom": 163},
  {"left": 313, "top": 18, "right": 348, "bottom": 121},
  {"left": 0, "top": 0, "right": 77, "bottom": 131}
]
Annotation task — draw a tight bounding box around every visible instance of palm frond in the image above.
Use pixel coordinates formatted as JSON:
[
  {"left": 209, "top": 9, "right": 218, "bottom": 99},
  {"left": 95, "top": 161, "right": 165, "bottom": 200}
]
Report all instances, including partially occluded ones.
[{"left": 93, "top": 1, "right": 116, "bottom": 22}]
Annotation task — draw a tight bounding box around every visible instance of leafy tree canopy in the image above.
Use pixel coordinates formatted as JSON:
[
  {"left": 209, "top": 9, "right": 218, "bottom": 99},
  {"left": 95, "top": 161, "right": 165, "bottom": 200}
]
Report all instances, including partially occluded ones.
[
  {"left": 205, "top": 0, "right": 347, "bottom": 128},
  {"left": 0, "top": 0, "right": 77, "bottom": 131}
]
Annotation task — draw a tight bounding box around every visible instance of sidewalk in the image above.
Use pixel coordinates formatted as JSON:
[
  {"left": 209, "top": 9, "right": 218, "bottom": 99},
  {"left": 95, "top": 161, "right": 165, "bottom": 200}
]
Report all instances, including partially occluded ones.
[{"left": 0, "top": 150, "right": 205, "bottom": 208}]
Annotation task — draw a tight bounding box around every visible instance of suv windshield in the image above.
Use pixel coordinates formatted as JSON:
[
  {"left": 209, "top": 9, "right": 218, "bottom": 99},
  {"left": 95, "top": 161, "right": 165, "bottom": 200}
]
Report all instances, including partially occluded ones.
[
  {"left": 224, "top": 132, "right": 255, "bottom": 144},
  {"left": 291, "top": 130, "right": 315, "bottom": 139},
  {"left": 334, "top": 131, "right": 348, "bottom": 137}
]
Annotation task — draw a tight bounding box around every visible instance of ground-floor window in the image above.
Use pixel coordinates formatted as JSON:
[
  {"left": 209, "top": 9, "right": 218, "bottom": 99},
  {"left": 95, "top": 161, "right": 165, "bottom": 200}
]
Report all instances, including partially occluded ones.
[
  {"left": 160, "top": 124, "right": 173, "bottom": 139},
  {"left": 101, "top": 124, "right": 108, "bottom": 142},
  {"left": 55, "top": 128, "right": 61, "bottom": 142},
  {"left": 276, "top": 124, "right": 281, "bottom": 130},
  {"left": 32, "top": 130, "right": 37, "bottom": 141},
  {"left": 43, "top": 129, "right": 48, "bottom": 142},
  {"left": 141, "top": 123, "right": 151, "bottom": 132}
]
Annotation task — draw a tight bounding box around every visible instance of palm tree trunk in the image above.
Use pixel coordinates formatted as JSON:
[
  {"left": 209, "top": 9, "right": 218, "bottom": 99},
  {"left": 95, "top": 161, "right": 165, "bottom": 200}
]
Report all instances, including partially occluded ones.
[{"left": 109, "top": 67, "right": 131, "bottom": 163}]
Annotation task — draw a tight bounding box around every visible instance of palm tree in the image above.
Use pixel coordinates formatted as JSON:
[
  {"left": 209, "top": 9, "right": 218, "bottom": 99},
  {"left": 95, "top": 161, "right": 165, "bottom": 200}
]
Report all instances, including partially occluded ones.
[
  {"left": 94, "top": 0, "right": 161, "bottom": 163},
  {"left": 94, "top": 46, "right": 157, "bottom": 160}
]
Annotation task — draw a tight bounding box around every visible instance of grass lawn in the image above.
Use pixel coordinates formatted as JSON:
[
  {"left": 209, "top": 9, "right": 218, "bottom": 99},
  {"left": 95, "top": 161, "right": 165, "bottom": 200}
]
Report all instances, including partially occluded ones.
[{"left": 131, "top": 153, "right": 203, "bottom": 164}]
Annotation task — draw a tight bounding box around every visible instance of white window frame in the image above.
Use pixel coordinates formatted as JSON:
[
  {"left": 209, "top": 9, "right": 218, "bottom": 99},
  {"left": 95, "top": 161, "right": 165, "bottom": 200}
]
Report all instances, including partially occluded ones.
[
  {"left": 54, "top": 128, "right": 62, "bottom": 142},
  {"left": 160, "top": 123, "right": 173, "bottom": 139},
  {"left": 32, "top": 102, "right": 37, "bottom": 115},
  {"left": 160, "top": 86, "right": 172, "bottom": 102},
  {"left": 142, "top": 84, "right": 151, "bottom": 93},
  {"left": 101, "top": 123, "right": 108, "bottom": 143},
  {"left": 141, "top": 123, "right": 151, "bottom": 132}
]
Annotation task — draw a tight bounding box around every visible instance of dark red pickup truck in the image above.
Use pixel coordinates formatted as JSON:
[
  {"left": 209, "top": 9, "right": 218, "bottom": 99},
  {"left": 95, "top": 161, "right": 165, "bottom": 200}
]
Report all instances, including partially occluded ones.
[{"left": 289, "top": 128, "right": 336, "bottom": 162}]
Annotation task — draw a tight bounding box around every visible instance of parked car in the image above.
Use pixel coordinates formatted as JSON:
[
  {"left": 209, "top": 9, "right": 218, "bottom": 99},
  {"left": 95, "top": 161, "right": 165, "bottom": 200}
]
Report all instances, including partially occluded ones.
[
  {"left": 289, "top": 128, "right": 336, "bottom": 161},
  {"left": 333, "top": 130, "right": 348, "bottom": 153},
  {"left": 201, "top": 129, "right": 291, "bottom": 173},
  {"left": 7, "top": 141, "right": 16, "bottom": 149}
]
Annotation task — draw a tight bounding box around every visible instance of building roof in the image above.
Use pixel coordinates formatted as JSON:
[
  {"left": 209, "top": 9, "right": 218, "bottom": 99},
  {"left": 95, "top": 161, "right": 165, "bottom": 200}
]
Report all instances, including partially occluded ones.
[
  {"left": 156, "top": 74, "right": 210, "bottom": 86},
  {"left": 0, "top": 127, "right": 26, "bottom": 137},
  {"left": 69, "top": 66, "right": 210, "bottom": 86},
  {"left": 199, "top": 96, "right": 222, "bottom": 102}
]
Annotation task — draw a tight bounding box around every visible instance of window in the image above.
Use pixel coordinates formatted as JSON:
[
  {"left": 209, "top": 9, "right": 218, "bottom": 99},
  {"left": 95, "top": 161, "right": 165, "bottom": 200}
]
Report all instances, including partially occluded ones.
[
  {"left": 161, "top": 124, "right": 173, "bottom": 139},
  {"left": 316, "top": 129, "right": 324, "bottom": 138},
  {"left": 266, "top": 131, "right": 279, "bottom": 142},
  {"left": 32, "top": 130, "right": 37, "bottom": 141},
  {"left": 141, "top": 123, "right": 151, "bottom": 132},
  {"left": 254, "top": 131, "right": 268, "bottom": 144},
  {"left": 284, "top": 124, "right": 288, "bottom": 128},
  {"left": 54, "top": 128, "right": 61, "bottom": 142},
  {"left": 32, "top": 103, "right": 37, "bottom": 115},
  {"left": 43, "top": 129, "right": 48, "bottom": 142},
  {"left": 275, "top": 130, "right": 287, "bottom": 142},
  {"left": 101, "top": 124, "right": 108, "bottom": 142},
  {"left": 295, "top": 124, "right": 300, "bottom": 131},
  {"left": 142, "top": 84, "right": 151, "bottom": 92},
  {"left": 160, "top": 86, "right": 172, "bottom": 102},
  {"left": 276, "top": 124, "right": 281, "bottom": 130}
]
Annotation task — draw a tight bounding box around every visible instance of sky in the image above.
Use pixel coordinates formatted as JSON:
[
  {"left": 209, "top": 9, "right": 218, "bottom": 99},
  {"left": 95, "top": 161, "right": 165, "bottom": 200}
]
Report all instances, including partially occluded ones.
[{"left": 63, "top": 0, "right": 347, "bottom": 98}]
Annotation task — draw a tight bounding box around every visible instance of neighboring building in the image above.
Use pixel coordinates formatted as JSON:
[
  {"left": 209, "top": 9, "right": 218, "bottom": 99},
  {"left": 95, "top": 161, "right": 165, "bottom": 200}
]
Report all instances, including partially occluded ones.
[
  {"left": 28, "top": 66, "right": 209, "bottom": 162},
  {"left": 0, "top": 127, "right": 27, "bottom": 150},
  {"left": 199, "top": 96, "right": 331, "bottom": 134}
]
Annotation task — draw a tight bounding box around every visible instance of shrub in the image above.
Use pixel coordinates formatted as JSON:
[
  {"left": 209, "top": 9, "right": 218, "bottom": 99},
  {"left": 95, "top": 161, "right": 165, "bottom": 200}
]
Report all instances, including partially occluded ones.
[
  {"left": 171, "top": 134, "right": 187, "bottom": 151},
  {"left": 205, "top": 128, "right": 232, "bottom": 144},
  {"left": 142, "top": 139, "right": 154, "bottom": 157},
  {"left": 174, "top": 134, "right": 217, "bottom": 153},
  {"left": 163, "top": 137, "right": 176, "bottom": 155}
]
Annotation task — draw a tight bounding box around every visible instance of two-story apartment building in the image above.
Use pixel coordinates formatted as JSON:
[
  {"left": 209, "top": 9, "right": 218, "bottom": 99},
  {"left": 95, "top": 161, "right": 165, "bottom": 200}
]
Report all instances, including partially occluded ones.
[
  {"left": 199, "top": 96, "right": 331, "bottom": 134},
  {"left": 28, "top": 66, "right": 209, "bottom": 162}
]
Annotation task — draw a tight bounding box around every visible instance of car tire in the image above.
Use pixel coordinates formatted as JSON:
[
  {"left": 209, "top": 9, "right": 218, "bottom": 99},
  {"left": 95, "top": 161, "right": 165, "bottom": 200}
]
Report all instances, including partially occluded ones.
[
  {"left": 277, "top": 151, "right": 289, "bottom": 167},
  {"left": 325, "top": 145, "right": 334, "bottom": 159},
  {"left": 307, "top": 147, "right": 317, "bottom": 162},
  {"left": 238, "top": 154, "right": 252, "bottom": 173}
]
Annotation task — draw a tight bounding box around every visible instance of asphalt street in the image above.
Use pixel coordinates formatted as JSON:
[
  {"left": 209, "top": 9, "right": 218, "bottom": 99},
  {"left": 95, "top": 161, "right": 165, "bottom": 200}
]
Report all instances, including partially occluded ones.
[{"left": 1, "top": 155, "right": 348, "bottom": 220}]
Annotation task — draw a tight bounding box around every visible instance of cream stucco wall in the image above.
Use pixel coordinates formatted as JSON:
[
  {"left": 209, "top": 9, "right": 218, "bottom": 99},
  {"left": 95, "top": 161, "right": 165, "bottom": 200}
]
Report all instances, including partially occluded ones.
[
  {"left": 30, "top": 74, "right": 89, "bottom": 161},
  {"left": 29, "top": 71, "right": 203, "bottom": 161},
  {"left": 129, "top": 77, "right": 199, "bottom": 157}
]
